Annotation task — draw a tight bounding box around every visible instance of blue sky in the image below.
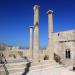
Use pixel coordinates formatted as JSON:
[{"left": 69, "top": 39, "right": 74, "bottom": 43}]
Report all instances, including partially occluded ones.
[{"left": 0, "top": 0, "right": 75, "bottom": 48}]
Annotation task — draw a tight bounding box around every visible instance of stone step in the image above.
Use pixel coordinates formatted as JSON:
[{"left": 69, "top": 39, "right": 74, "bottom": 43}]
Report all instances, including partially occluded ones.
[
  {"left": 0, "top": 61, "right": 61, "bottom": 75},
  {"left": 9, "top": 72, "right": 23, "bottom": 75},
  {"left": 9, "top": 63, "right": 62, "bottom": 75},
  {"left": 0, "top": 62, "right": 27, "bottom": 71},
  {"left": 0, "top": 67, "right": 25, "bottom": 75},
  {"left": 0, "top": 62, "right": 27, "bottom": 75},
  {"left": 6, "top": 62, "right": 26, "bottom": 69},
  {"left": 8, "top": 68, "right": 24, "bottom": 74}
]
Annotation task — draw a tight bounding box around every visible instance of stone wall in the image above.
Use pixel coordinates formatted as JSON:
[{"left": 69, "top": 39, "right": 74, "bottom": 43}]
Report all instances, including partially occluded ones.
[{"left": 53, "top": 30, "right": 75, "bottom": 65}]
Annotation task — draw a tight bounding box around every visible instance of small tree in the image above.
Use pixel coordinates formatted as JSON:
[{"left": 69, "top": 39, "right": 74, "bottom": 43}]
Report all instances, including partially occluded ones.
[{"left": 54, "top": 53, "right": 61, "bottom": 64}]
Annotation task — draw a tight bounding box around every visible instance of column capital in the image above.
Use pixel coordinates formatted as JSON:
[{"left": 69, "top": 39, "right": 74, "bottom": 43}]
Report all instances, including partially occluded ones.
[
  {"left": 29, "top": 26, "right": 33, "bottom": 28},
  {"left": 33, "top": 5, "right": 40, "bottom": 10},
  {"left": 47, "top": 10, "right": 53, "bottom": 14}
]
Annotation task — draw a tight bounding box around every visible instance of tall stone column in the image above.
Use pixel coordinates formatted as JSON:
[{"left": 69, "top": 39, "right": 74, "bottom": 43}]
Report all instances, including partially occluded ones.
[
  {"left": 47, "top": 10, "right": 53, "bottom": 33},
  {"left": 47, "top": 10, "right": 54, "bottom": 61},
  {"left": 29, "top": 26, "right": 33, "bottom": 59},
  {"left": 33, "top": 5, "right": 39, "bottom": 63}
]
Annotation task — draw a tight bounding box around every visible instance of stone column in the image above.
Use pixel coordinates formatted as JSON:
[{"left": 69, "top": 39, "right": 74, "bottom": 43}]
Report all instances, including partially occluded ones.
[
  {"left": 47, "top": 10, "right": 53, "bottom": 33},
  {"left": 29, "top": 26, "right": 33, "bottom": 59},
  {"left": 33, "top": 5, "right": 39, "bottom": 63},
  {"left": 47, "top": 10, "right": 54, "bottom": 61}
]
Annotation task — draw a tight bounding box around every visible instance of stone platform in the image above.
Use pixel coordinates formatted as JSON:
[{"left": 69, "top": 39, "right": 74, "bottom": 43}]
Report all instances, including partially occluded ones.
[
  {"left": 0, "top": 60, "right": 75, "bottom": 75},
  {"left": 0, "top": 60, "right": 61, "bottom": 75}
]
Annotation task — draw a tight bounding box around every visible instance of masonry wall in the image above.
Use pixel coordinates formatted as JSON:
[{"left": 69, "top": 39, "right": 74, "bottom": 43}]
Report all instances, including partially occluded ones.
[{"left": 53, "top": 30, "right": 75, "bottom": 65}]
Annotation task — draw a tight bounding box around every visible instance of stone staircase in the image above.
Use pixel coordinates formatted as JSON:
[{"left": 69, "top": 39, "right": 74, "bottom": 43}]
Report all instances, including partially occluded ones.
[
  {"left": 0, "top": 53, "right": 30, "bottom": 75},
  {"left": 0, "top": 53, "right": 74, "bottom": 75},
  {"left": 0, "top": 52, "right": 63, "bottom": 75},
  {"left": 0, "top": 62, "right": 27, "bottom": 75},
  {"left": 0, "top": 60, "right": 61, "bottom": 75}
]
